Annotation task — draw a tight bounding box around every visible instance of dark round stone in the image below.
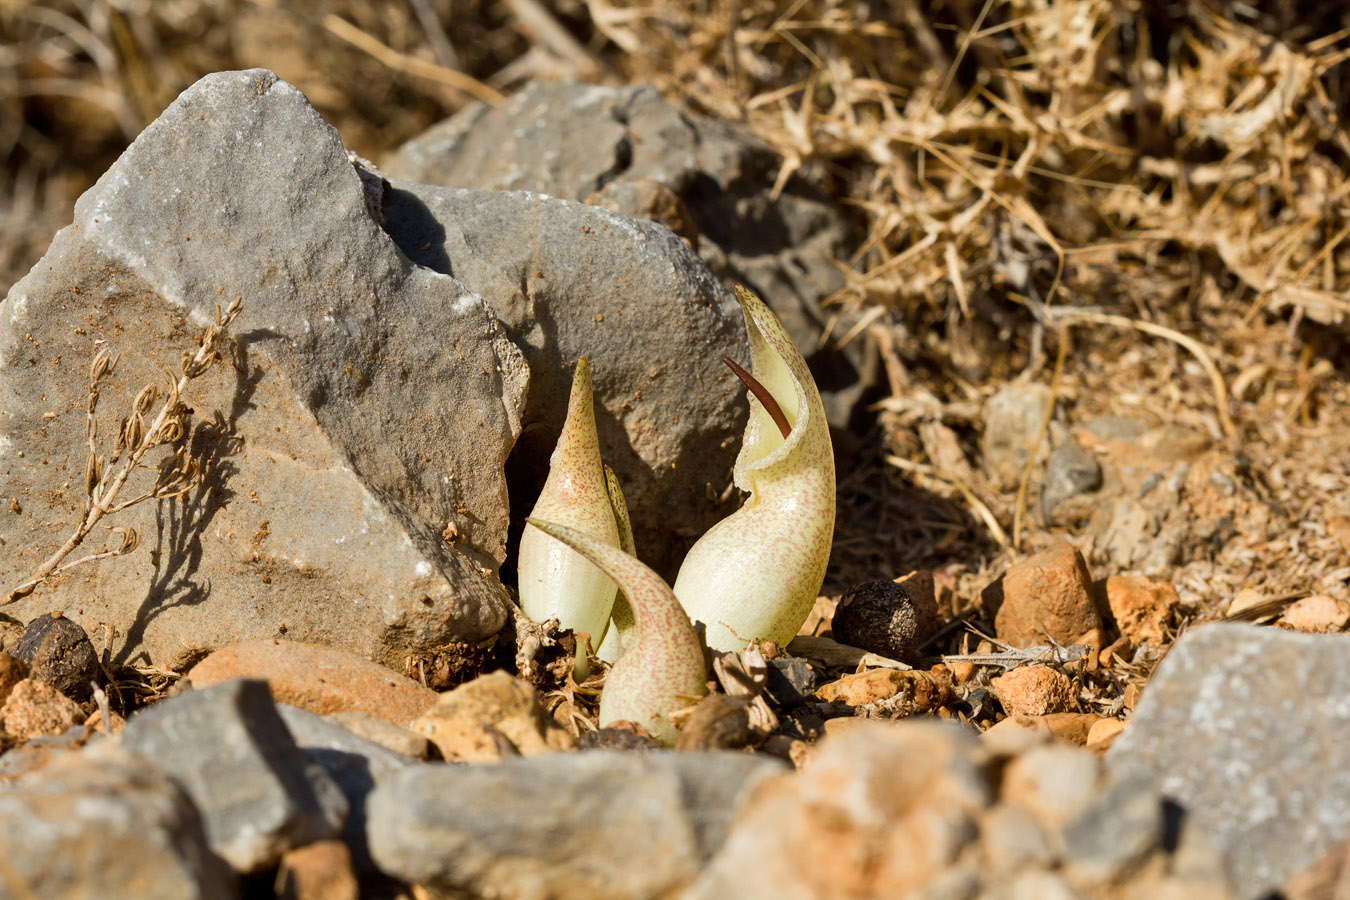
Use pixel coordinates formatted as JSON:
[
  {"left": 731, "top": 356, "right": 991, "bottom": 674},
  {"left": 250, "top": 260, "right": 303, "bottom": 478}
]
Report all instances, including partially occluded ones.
[
  {"left": 832, "top": 580, "right": 921, "bottom": 664},
  {"left": 14, "top": 612, "right": 99, "bottom": 701}
]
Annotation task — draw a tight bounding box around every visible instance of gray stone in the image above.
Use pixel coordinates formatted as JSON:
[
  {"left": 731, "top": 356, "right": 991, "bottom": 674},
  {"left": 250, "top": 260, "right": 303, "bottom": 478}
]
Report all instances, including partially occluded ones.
[
  {"left": 374, "top": 175, "right": 745, "bottom": 576},
  {"left": 0, "top": 746, "right": 236, "bottom": 899},
  {"left": 122, "top": 678, "right": 347, "bottom": 872},
  {"left": 327, "top": 710, "right": 433, "bottom": 758},
  {"left": 366, "top": 749, "right": 781, "bottom": 899},
  {"left": 764, "top": 657, "right": 818, "bottom": 708},
  {"left": 982, "top": 384, "right": 1054, "bottom": 490},
  {"left": 1059, "top": 769, "right": 1169, "bottom": 882},
  {"left": 1, "top": 68, "right": 524, "bottom": 669},
  {"left": 0, "top": 721, "right": 92, "bottom": 781},
  {"left": 276, "top": 704, "right": 414, "bottom": 869},
  {"left": 384, "top": 80, "right": 869, "bottom": 432},
  {"left": 1106, "top": 623, "right": 1350, "bottom": 897},
  {"left": 1040, "top": 441, "right": 1101, "bottom": 516}
]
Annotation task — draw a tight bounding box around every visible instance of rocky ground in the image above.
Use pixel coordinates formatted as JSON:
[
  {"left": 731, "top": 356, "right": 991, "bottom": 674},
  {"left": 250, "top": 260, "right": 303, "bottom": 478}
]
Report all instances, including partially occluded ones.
[{"left": 4, "top": 3, "right": 1350, "bottom": 899}]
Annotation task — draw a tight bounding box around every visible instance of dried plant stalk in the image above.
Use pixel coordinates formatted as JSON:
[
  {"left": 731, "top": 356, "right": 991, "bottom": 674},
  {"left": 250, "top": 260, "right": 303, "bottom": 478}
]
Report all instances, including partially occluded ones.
[{"left": 4, "top": 297, "right": 243, "bottom": 604}]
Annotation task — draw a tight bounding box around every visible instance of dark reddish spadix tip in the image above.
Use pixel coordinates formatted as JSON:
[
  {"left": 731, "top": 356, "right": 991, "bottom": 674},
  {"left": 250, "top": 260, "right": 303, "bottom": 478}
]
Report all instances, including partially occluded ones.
[{"left": 722, "top": 356, "right": 792, "bottom": 439}]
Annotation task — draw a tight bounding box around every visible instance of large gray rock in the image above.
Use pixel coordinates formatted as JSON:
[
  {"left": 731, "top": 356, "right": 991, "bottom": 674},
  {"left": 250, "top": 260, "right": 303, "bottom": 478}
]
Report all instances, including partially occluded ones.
[
  {"left": 1106, "top": 623, "right": 1350, "bottom": 898},
  {"left": 366, "top": 749, "right": 781, "bottom": 899},
  {"left": 0, "top": 68, "right": 524, "bottom": 669},
  {"left": 374, "top": 178, "right": 745, "bottom": 574},
  {"left": 122, "top": 678, "right": 347, "bottom": 873},
  {"left": 384, "top": 80, "right": 869, "bottom": 432},
  {"left": 0, "top": 746, "right": 236, "bottom": 899}
]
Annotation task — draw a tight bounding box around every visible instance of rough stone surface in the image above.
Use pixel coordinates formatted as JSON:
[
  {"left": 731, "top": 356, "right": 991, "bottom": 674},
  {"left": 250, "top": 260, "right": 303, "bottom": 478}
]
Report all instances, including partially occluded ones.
[
  {"left": 1106, "top": 623, "right": 1350, "bottom": 897},
  {"left": 989, "top": 543, "right": 1103, "bottom": 647},
  {"left": 1058, "top": 769, "right": 1172, "bottom": 883},
  {"left": 992, "top": 664, "right": 1074, "bottom": 716},
  {"left": 367, "top": 749, "right": 781, "bottom": 900},
  {"left": 14, "top": 611, "right": 100, "bottom": 699},
  {"left": 188, "top": 639, "right": 438, "bottom": 727},
  {"left": 1100, "top": 574, "right": 1179, "bottom": 646},
  {"left": 412, "top": 669, "right": 575, "bottom": 762},
  {"left": 1085, "top": 717, "right": 1126, "bottom": 753},
  {"left": 276, "top": 704, "right": 415, "bottom": 870},
  {"left": 982, "top": 383, "right": 1054, "bottom": 490},
  {"left": 384, "top": 80, "right": 868, "bottom": 432},
  {"left": 1, "top": 676, "right": 85, "bottom": 739},
  {"left": 1041, "top": 441, "right": 1102, "bottom": 515},
  {"left": 122, "top": 678, "right": 348, "bottom": 872},
  {"left": 0, "top": 746, "right": 236, "bottom": 899},
  {"left": 373, "top": 171, "right": 745, "bottom": 577},
  {"left": 686, "top": 721, "right": 990, "bottom": 899},
  {"left": 1, "top": 69, "right": 525, "bottom": 669}
]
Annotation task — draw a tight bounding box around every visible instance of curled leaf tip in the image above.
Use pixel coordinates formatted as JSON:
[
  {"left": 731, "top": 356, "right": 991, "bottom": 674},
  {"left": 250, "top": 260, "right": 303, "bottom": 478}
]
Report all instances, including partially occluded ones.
[
  {"left": 527, "top": 518, "right": 707, "bottom": 745},
  {"left": 673, "top": 285, "right": 836, "bottom": 652}
]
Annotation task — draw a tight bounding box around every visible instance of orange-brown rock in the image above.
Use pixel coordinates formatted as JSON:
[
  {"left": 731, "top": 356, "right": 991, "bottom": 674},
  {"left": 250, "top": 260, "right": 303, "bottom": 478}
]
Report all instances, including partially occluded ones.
[
  {"left": 413, "top": 670, "right": 575, "bottom": 762},
  {"left": 814, "top": 668, "right": 953, "bottom": 713},
  {"left": 1085, "top": 717, "right": 1126, "bottom": 754},
  {"left": 992, "top": 665, "right": 1073, "bottom": 717},
  {"left": 1278, "top": 595, "right": 1350, "bottom": 633},
  {"left": 276, "top": 840, "right": 359, "bottom": 900},
  {"left": 188, "top": 639, "right": 437, "bottom": 727},
  {"left": 1100, "top": 574, "right": 1179, "bottom": 646},
  {"left": 988, "top": 544, "right": 1102, "bottom": 647},
  {"left": 1, "top": 678, "right": 84, "bottom": 740}
]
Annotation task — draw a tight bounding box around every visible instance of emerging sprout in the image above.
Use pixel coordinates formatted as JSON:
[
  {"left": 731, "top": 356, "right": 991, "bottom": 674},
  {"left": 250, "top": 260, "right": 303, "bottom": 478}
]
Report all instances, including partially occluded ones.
[
  {"left": 672, "top": 284, "right": 836, "bottom": 652},
  {"left": 517, "top": 358, "right": 620, "bottom": 678},
  {"left": 526, "top": 518, "right": 707, "bottom": 745}
]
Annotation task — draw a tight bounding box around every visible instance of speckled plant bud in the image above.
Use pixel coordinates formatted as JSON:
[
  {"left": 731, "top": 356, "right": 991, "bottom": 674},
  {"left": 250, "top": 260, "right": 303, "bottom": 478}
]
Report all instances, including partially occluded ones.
[
  {"left": 517, "top": 359, "right": 620, "bottom": 678},
  {"left": 672, "top": 285, "right": 836, "bottom": 652}
]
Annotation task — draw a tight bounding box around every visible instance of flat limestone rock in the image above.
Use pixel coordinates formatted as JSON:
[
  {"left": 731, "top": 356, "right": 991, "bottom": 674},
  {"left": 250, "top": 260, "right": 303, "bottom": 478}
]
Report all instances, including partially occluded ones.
[
  {"left": 1106, "top": 623, "right": 1350, "bottom": 897},
  {"left": 0, "top": 69, "right": 526, "bottom": 668}
]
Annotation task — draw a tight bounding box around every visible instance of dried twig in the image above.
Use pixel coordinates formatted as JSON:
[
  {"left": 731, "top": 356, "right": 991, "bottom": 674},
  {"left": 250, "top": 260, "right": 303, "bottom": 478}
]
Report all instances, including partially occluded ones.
[{"left": 4, "top": 298, "right": 243, "bottom": 604}]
